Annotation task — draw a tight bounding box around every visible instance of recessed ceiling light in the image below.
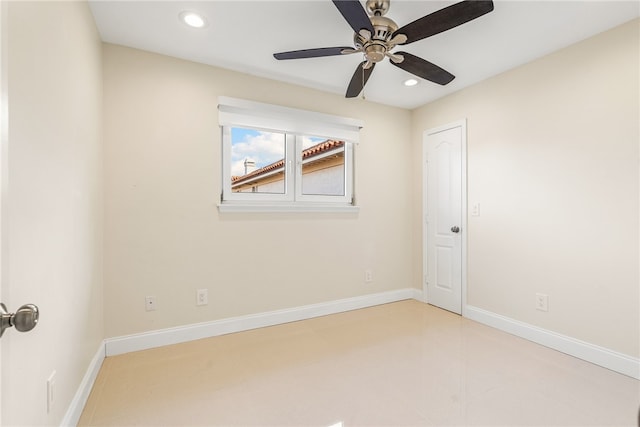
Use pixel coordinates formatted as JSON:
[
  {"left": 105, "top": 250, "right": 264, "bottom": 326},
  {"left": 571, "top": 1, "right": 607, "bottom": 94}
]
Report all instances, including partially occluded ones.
[
  {"left": 404, "top": 78, "right": 419, "bottom": 87},
  {"left": 180, "top": 11, "right": 207, "bottom": 29}
]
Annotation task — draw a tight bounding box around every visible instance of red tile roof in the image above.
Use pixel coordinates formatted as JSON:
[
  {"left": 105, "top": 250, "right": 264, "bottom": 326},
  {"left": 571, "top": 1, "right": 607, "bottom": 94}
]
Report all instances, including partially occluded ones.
[{"left": 232, "top": 139, "right": 344, "bottom": 184}]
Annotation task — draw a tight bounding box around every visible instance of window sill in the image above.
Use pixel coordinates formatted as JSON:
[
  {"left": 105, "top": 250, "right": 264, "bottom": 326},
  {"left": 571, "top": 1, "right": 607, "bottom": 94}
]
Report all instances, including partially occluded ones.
[{"left": 217, "top": 202, "right": 360, "bottom": 214}]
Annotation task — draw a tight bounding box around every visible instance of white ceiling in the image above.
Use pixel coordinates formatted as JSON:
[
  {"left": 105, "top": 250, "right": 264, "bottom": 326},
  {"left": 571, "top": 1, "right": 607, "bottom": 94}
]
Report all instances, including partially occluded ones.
[{"left": 88, "top": 1, "right": 639, "bottom": 109}]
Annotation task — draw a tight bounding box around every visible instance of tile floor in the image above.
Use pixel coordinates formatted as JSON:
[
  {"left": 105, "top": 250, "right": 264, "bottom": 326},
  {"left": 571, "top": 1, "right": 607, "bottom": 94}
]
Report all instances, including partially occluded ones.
[{"left": 78, "top": 300, "right": 639, "bottom": 426}]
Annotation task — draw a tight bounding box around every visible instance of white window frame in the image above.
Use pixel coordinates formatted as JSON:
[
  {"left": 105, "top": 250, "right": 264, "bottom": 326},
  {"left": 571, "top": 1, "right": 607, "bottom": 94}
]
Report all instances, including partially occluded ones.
[
  {"left": 218, "top": 97, "right": 362, "bottom": 213},
  {"left": 222, "top": 128, "right": 295, "bottom": 203},
  {"left": 294, "top": 139, "right": 353, "bottom": 204}
]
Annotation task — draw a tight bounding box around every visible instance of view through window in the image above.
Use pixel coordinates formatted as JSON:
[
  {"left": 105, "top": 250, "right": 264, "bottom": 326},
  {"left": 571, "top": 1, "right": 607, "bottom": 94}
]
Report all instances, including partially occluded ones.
[
  {"left": 300, "top": 137, "right": 346, "bottom": 197},
  {"left": 228, "top": 127, "right": 347, "bottom": 199},
  {"left": 230, "top": 128, "right": 286, "bottom": 194}
]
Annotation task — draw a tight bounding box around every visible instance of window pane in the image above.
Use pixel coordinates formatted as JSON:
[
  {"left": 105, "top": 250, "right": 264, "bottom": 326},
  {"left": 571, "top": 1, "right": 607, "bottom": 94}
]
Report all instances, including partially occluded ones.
[
  {"left": 300, "top": 136, "right": 346, "bottom": 196},
  {"left": 230, "top": 127, "right": 286, "bottom": 194}
]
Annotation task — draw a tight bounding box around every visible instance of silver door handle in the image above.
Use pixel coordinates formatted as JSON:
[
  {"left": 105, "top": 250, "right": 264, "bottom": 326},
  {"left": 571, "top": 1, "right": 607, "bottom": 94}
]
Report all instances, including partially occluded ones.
[
  {"left": 451, "top": 226, "right": 460, "bottom": 233},
  {"left": 0, "top": 303, "right": 39, "bottom": 338}
]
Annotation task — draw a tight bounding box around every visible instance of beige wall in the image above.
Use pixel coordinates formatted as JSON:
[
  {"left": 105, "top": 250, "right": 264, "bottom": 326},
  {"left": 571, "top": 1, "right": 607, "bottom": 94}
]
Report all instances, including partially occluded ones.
[
  {"left": 411, "top": 19, "right": 639, "bottom": 357},
  {"left": 103, "top": 44, "right": 413, "bottom": 338},
  {"left": 4, "top": 1, "right": 103, "bottom": 425}
]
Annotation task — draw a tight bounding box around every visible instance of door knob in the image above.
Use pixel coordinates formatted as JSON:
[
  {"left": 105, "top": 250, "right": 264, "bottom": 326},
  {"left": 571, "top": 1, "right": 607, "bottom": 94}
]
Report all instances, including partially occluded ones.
[
  {"left": 0, "top": 303, "right": 39, "bottom": 338},
  {"left": 451, "top": 226, "right": 460, "bottom": 233}
]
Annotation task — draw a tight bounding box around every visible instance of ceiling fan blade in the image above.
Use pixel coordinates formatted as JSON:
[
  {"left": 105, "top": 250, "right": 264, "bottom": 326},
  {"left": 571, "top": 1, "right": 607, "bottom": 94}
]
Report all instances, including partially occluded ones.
[
  {"left": 391, "top": 52, "right": 455, "bottom": 85},
  {"left": 332, "top": 0, "right": 374, "bottom": 35},
  {"left": 395, "top": 0, "right": 494, "bottom": 45},
  {"left": 274, "top": 47, "right": 354, "bottom": 60},
  {"left": 346, "top": 61, "right": 376, "bottom": 98}
]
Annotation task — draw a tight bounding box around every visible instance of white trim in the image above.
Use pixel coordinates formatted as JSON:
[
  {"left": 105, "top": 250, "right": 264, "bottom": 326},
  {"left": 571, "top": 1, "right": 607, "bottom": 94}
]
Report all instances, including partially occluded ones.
[
  {"left": 460, "top": 121, "right": 468, "bottom": 316},
  {"left": 105, "top": 289, "right": 415, "bottom": 356},
  {"left": 218, "top": 96, "right": 363, "bottom": 143},
  {"left": 0, "top": 1, "right": 6, "bottom": 420},
  {"left": 422, "top": 132, "right": 428, "bottom": 303},
  {"left": 60, "top": 342, "right": 106, "bottom": 427},
  {"left": 411, "top": 288, "right": 425, "bottom": 302},
  {"left": 217, "top": 202, "right": 359, "bottom": 214},
  {"left": 465, "top": 305, "right": 640, "bottom": 379}
]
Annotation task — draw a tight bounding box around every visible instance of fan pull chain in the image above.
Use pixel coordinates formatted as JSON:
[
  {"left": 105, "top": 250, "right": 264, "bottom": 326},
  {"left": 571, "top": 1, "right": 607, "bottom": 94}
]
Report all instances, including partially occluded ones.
[{"left": 361, "top": 57, "right": 366, "bottom": 100}]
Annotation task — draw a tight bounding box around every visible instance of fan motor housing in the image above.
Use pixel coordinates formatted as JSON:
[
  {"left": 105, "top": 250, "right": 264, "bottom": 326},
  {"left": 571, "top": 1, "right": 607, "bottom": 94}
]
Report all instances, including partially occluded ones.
[
  {"left": 371, "top": 15, "right": 397, "bottom": 41},
  {"left": 353, "top": 15, "right": 399, "bottom": 63}
]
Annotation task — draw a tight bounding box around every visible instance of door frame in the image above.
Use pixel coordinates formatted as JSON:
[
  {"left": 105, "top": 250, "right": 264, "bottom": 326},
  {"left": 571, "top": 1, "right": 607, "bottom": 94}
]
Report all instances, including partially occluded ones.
[
  {"left": 0, "top": 0, "right": 7, "bottom": 420},
  {"left": 422, "top": 119, "right": 468, "bottom": 316}
]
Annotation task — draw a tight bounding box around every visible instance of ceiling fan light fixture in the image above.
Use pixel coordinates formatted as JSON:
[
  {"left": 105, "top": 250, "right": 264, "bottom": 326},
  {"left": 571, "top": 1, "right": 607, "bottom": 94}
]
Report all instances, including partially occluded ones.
[
  {"left": 273, "top": 0, "right": 494, "bottom": 98},
  {"left": 180, "top": 11, "right": 207, "bottom": 29}
]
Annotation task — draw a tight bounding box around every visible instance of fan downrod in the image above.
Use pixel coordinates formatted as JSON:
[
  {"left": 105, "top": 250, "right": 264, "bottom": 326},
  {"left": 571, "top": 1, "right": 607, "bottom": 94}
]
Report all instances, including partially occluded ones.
[{"left": 366, "top": 0, "right": 390, "bottom": 16}]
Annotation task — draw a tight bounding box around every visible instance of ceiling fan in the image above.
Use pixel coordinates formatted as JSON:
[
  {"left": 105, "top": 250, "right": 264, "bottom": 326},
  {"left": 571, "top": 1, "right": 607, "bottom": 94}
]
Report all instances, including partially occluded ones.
[{"left": 274, "top": 0, "right": 494, "bottom": 98}]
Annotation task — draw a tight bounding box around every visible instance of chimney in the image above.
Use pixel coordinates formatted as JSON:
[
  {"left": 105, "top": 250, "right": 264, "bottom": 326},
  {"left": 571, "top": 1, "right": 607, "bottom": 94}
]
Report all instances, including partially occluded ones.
[{"left": 244, "top": 158, "right": 256, "bottom": 175}]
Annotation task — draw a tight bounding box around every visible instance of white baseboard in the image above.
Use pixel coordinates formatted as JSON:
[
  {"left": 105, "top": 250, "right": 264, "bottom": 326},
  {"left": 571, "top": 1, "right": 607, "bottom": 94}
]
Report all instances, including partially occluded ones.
[
  {"left": 105, "top": 288, "right": 417, "bottom": 356},
  {"left": 411, "top": 288, "right": 425, "bottom": 302},
  {"left": 465, "top": 305, "right": 640, "bottom": 379},
  {"left": 60, "top": 341, "right": 105, "bottom": 427}
]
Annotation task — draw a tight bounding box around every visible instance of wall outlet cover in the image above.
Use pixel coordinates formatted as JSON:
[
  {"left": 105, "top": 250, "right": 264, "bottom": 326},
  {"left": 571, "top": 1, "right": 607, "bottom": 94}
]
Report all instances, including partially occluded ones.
[
  {"left": 145, "top": 296, "right": 157, "bottom": 311},
  {"left": 364, "top": 270, "right": 373, "bottom": 283},
  {"left": 535, "top": 293, "right": 549, "bottom": 312},
  {"left": 196, "top": 289, "right": 208, "bottom": 306}
]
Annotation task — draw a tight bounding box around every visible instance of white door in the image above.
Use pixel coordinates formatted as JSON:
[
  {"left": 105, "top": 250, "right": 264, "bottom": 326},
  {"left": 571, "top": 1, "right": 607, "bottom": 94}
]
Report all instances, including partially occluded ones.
[{"left": 423, "top": 120, "right": 466, "bottom": 314}]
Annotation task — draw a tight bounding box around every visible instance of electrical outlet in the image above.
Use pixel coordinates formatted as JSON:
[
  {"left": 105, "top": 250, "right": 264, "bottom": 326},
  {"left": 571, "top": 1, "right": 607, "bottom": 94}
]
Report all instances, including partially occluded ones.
[
  {"left": 47, "top": 371, "right": 56, "bottom": 414},
  {"left": 471, "top": 203, "right": 480, "bottom": 217},
  {"left": 364, "top": 269, "right": 373, "bottom": 283},
  {"left": 145, "top": 296, "right": 157, "bottom": 311},
  {"left": 196, "top": 289, "right": 208, "bottom": 306},
  {"left": 535, "top": 293, "right": 549, "bottom": 312}
]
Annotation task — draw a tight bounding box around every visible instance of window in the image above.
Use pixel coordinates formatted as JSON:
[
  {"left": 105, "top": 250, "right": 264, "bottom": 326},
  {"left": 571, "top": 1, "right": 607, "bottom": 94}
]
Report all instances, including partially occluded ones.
[
  {"left": 298, "top": 136, "right": 346, "bottom": 198},
  {"left": 218, "top": 97, "right": 362, "bottom": 212},
  {"left": 228, "top": 128, "right": 287, "bottom": 197}
]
